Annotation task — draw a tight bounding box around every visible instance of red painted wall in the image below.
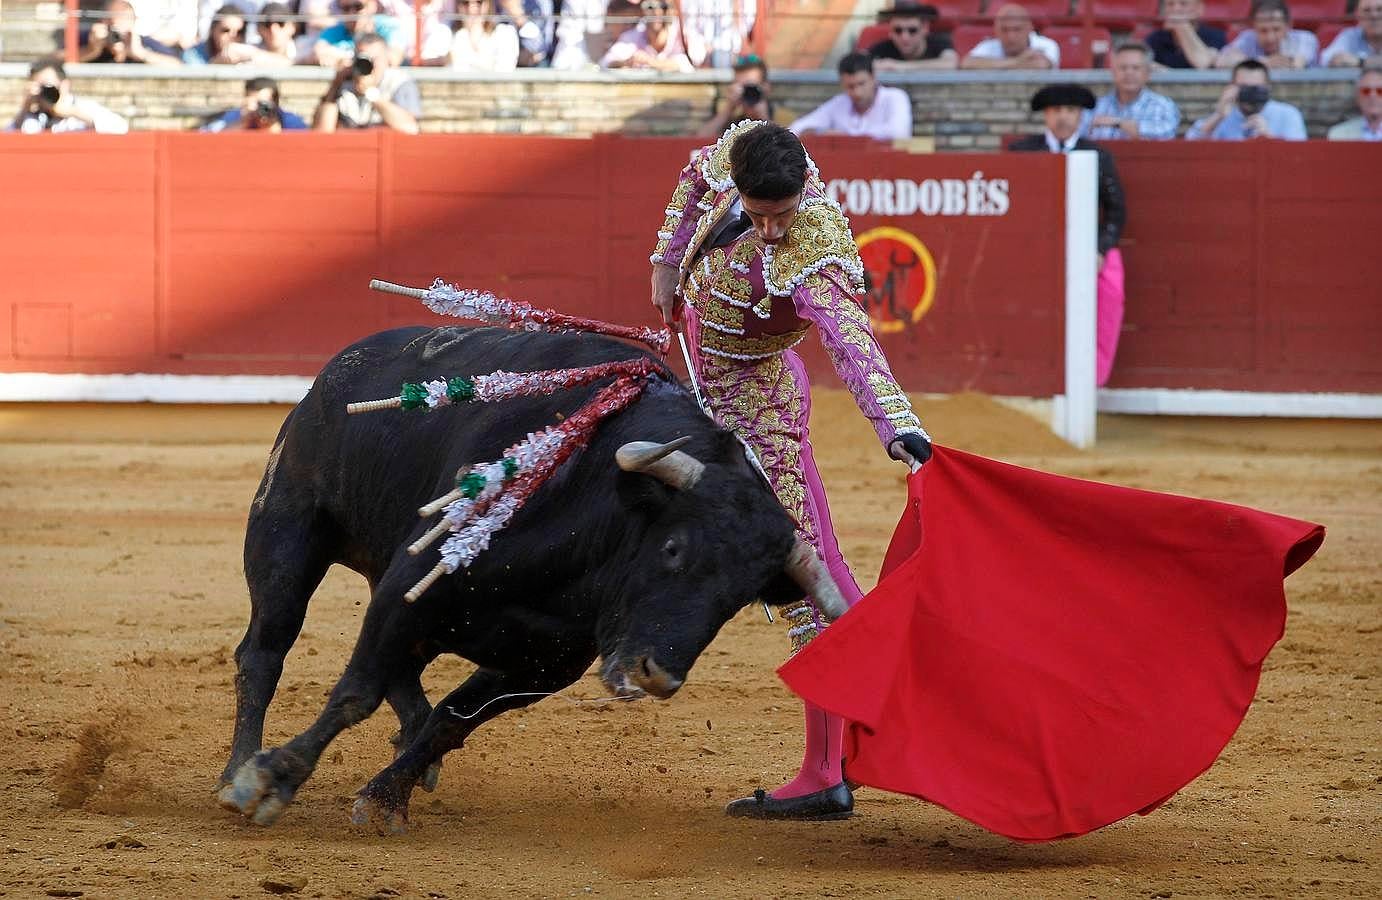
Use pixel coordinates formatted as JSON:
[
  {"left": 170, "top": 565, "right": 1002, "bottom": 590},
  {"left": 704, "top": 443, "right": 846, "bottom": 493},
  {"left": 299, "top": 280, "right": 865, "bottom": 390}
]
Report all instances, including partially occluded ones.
[{"left": 0, "top": 133, "right": 1376, "bottom": 396}]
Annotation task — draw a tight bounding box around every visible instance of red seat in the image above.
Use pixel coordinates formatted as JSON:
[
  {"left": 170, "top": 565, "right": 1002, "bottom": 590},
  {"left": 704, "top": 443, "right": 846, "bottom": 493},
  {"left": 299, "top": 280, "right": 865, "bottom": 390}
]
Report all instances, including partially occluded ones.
[
  {"left": 1201, "top": 0, "right": 1251, "bottom": 27},
  {"left": 855, "top": 23, "right": 892, "bottom": 51},
  {"left": 1314, "top": 20, "right": 1349, "bottom": 50},
  {"left": 951, "top": 23, "right": 994, "bottom": 57},
  {"left": 1128, "top": 21, "right": 1157, "bottom": 42},
  {"left": 929, "top": 0, "right": 985, "bottom": 26},
  {"left": 1072, "top": 0, "right": 1159, "bottom": 30},
  {"left": 1285, "top": 0, "right": 1349, "bottom": 25},
  {"left": 1020, "top": 0, "right": 1075, "bottom": 24},
  {"left": 1043, "top": 24, "right": 1113, "bottom": 67}
]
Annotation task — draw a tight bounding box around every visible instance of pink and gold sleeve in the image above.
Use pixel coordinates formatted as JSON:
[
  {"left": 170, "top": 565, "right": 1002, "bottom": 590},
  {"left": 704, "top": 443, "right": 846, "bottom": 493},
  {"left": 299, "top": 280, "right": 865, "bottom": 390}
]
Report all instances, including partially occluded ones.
[
  {"left": 792, "top": 272, "right": 928, "bottom": 448},
  {"left": 650, "top": 148, "right": 714, "bottom": 272}
]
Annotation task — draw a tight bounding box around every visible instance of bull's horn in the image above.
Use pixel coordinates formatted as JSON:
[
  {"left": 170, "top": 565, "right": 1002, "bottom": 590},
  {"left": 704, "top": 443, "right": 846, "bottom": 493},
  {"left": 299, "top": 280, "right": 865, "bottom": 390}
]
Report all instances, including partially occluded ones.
[
  {"left": 785, "top": 540, "right": 849, "bottom": 622},
  {"left": 615, "top": 437, "right": 705, "bottom": 490}
]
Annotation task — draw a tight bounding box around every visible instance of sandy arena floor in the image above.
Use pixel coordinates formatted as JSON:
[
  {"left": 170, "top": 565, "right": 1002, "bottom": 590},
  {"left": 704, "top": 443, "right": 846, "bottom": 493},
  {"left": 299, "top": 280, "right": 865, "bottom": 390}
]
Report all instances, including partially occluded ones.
[{"left": 0, "top": 393, "right": 1377, "bottom": 899}]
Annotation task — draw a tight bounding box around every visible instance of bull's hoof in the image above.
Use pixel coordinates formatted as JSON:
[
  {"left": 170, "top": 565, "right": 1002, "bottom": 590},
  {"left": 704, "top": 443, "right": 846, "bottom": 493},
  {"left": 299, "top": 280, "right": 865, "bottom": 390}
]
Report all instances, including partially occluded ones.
[
  {"left": 419, "top": 762, "right": 442, "bottom": 793},
  {"left": 217, "top": 748, "right": 309, "bottom": 826},
  {"left": 351, "top": 794, "right": 409, "bottom": 835}
]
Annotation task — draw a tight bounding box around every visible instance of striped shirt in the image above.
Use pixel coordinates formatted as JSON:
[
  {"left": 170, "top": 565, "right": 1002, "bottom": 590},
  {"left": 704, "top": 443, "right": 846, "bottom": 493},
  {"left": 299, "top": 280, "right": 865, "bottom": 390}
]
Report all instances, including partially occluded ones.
[{"left": 1087, "top": 88, "right": 1182, "bottom": 140}]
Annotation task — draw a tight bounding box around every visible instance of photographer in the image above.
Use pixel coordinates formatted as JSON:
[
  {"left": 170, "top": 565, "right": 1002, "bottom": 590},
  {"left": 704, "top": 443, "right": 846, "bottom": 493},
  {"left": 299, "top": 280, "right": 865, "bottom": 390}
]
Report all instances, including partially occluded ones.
[
  {"left": 1187, "top": 59, "right": 1306, "bottom": 139},
  {"left": 79, "top": 0, "right": 184, "bottom": 67},
  {"left": 202, "top": 77, "right": 308, "bottom": 132},
  {"left": 695, "top": 54, "right": 793, "bottom": 138},
  {"left": 7, "top": 58, "right": 129, "bottom": 134},
  {"left": 313, "top": 33, "right": 421, "bottom": 134}
]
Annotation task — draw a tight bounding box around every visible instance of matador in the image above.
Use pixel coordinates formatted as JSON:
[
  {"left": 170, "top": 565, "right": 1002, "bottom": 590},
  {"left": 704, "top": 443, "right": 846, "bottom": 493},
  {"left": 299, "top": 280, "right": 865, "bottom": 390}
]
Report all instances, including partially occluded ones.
[{"left": 649, "top": 120, "right": 933, "bottom": 820}]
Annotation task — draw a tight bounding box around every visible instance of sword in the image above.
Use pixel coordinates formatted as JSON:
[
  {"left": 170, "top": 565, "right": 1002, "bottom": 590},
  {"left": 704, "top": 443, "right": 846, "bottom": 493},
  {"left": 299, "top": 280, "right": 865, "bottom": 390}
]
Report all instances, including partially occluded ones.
[{"left": 677, "top": 327, "right": 773, "bottom": 624}]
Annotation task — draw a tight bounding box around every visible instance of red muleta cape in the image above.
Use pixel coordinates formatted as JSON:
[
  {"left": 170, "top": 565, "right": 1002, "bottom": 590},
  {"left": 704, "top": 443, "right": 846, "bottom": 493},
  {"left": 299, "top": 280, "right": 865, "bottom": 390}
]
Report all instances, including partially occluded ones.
[{"left": 778, "top": 446, "right": 1324, "bottom": 842}]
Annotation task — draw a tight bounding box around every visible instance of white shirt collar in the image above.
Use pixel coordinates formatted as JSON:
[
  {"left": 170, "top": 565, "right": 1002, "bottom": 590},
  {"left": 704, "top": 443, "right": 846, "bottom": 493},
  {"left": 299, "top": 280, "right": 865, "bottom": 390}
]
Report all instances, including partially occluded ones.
[{"left": 1044, "top": 129, "right": 1080, "bottom": 153}]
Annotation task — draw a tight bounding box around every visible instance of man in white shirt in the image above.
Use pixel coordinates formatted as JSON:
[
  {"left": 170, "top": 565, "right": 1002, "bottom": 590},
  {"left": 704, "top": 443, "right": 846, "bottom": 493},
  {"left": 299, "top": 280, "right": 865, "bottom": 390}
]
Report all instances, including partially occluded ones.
[
  {"left": 789, "top": 52, "right": 912, "bottom": 141},
  {"left": 961, "top": 3, "right": 1059, "bottom": 69},
  {"left": 7, "top": 58, "right": 129, "bottom": 135}
]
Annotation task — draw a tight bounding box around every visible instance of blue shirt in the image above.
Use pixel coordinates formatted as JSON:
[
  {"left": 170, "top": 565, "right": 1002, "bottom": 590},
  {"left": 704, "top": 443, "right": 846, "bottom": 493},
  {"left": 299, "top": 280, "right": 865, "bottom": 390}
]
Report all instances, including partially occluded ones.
[
  {"left": 317, "top": 16, "right": 404, "bottom": 54},
  {"left": 201, "top": 108, "right": 308, "bottom": 132},
  {"left": 1088, "top": 88, "right": 1181, "bottom": 140},
  {"left": 1225, "top": 28, "right": 1320, "bottom": 66},
  {"left": 1187, "top": 99, "right": 1307, "bottom": 140},
  {"left": 1321, "top": 26, "right": 1379, "bottom": 66}
]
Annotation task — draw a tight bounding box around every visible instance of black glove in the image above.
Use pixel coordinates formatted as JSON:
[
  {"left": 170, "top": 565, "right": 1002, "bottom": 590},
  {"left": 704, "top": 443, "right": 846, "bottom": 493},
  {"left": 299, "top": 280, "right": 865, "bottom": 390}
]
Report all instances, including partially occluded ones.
[{"left": 888, "top": 431, "right": 933, "bottom": 467}]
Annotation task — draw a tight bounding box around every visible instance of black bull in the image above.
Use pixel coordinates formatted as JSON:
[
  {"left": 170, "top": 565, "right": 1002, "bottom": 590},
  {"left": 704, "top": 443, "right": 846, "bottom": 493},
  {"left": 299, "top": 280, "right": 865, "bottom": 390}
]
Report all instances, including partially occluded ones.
[{"left": 217, "top": 326, "right": 843, "bottom": 832}]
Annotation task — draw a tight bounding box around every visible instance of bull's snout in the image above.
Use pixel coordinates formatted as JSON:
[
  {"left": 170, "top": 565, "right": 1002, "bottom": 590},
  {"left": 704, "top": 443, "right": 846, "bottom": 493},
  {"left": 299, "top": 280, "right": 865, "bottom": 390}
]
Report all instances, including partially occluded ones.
[{"left": 629, "top": 655, "right": 683, "bottom": 699}]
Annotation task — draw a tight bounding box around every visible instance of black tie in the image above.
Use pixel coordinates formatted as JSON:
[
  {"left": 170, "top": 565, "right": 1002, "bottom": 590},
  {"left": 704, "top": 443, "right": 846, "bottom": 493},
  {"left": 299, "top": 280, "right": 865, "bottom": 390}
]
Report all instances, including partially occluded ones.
[{"left": 710, "top": 211, "right": 753, "bottom": 248}]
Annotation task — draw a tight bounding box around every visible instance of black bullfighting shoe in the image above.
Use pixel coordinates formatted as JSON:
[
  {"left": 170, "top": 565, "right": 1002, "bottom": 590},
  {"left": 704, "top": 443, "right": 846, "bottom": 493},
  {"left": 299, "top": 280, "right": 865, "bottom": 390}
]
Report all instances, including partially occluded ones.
[{"left": 724, "top": 782, "right": 854, "bottom": 821}]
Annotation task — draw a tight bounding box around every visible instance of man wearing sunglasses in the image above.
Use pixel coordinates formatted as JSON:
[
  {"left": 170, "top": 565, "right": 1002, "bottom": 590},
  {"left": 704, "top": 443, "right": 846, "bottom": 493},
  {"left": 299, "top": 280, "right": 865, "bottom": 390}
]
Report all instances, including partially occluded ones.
[
  {"left": 867, "top": 1, "right": 957, "bottom": 71},
  {"left": 1327, "top": 64, "right": 1382, "bottom": 140},
  {"left": 315, "top": 0, "right": 407, "bottom": 67},
  {"left": 649, "top": 120, "right": 932, "bottom": 821}
]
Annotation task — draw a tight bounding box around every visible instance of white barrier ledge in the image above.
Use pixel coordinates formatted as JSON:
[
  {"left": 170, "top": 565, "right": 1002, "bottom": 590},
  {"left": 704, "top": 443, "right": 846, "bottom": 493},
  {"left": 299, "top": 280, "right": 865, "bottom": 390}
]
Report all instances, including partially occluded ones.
[
  {"left": 0, "top": 373, "right": 314, "bottom": 404},
  {"left": 1098, "top": 389, "right": 1382, "bottom": 418}
]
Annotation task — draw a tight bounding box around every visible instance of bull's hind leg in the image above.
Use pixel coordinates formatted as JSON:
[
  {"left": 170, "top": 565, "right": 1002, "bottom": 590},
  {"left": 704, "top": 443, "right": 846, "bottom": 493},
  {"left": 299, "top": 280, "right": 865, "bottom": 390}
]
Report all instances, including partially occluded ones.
[
  {"left": 386, "top": 673, "right": 444, "bottom": 793},
  {"left": 353, "top": 655, "right": 593, "bottom": 835},
  {"left": 218, "top": 465, "right": 335, "bottom": 790}
]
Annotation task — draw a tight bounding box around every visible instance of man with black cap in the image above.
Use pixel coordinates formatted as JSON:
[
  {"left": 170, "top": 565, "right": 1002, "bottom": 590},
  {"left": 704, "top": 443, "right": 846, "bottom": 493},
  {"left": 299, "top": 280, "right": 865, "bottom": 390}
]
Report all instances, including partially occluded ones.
[
  {"left": 867, "top": 1, "right": 958, "bottom": 70},
  {"left": 1009, "top": 83, "right": 1127, "bottom": 387}
]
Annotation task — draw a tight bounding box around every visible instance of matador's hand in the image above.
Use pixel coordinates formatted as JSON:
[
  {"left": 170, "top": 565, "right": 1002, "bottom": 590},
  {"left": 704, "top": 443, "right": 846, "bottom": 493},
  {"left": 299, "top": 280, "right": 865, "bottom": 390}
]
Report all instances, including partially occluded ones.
[
  {"left": 889, "top": 432, "right": 933, "bottom": 469},
  {"left": 651, "top": 264, "right": 682, "bottom": 333}
]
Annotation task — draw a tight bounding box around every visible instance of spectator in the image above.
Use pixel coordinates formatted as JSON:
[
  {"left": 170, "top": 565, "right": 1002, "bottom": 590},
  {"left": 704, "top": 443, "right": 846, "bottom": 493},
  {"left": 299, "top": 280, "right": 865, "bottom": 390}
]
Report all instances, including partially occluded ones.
[
  {"left": 315, "top": 0, "right": 408, "bottom": 67},
  {"left": 550, "top": 0, "right": 608, "bottom": 69},
  {"left": 448, "top": 0, "right": 520, "bottom": 71},
  {"left": 201, "top": 76, "right": 309, "bottom": 131},
  {"left": 962, "top": 4, "right": 1059, "bottom": 70},
  {"left": 185, "top": 5, "right": 258, "bottom": 63},
  {"left": 590, "top": 0, "right": 642, "bottom": 65},
  {"left": 133, "top": 0, "right": 200, "bottom": 50},
  {"left": 696, "top": 53, "right": 794, "bottom": 137},
  {"left": 403, "top": 0, "right": 460, "bottom": 64},
  {"left": 789, "top": 52, "right": 912, "bottom": 140},
  {"left": 499, "top": 0, "right": 554, "bottom": 65},
  {"left": 600, "top": 0, "right": 706, "bottom": 71},
  {"left": 1144, "top": 0, "right": 1226, "bottom": 69},
  {"left": 1009, "top": 84, "right": 1126, "bottom": 387},
  {"left": 81, "top": 0, "right": 185, "bottom": 66},
  {"left": 1326, "top": 64, "right": 1382, "bottom": 139},
  {"left": 1088, "top": 41, "right": 1181, "bottom": 140},
  {"left": 1217, "top": 0, "right": 1318, "bottom": 69},
  {"left": 196, "top": 0, "right": 268, "bottom": 44},
  {"left": 1321, "top": 0, "right": 1382, "bottom": 67},
  {"left": 7, "top": 58, "right": 130, "bottom": 134},
  {"left": 248, "top": 2, "right": 312, "bottom": 65},
  {"left": 867, "top": 0, "right": 957, "bottom": 71},
  {"left": 313, "top": 32, "right": 421, "bottom": 132},
  {"left": 1187, "top": 59, "right": 1307, "bottom": 139}
]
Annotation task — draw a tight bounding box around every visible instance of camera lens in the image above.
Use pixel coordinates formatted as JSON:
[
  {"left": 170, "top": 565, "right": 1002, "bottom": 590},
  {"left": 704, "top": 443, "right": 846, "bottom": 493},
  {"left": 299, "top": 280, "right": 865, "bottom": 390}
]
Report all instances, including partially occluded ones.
[
  {"left": 256, "top": 100, "right": 275, "bottom": 117},
  {"left": 352, "top": 56, "right": 374, "bottom": 77},
  {"left": 741, "top": 83, "right": 763, "bottom": 105},
  {"left": 39, "top": 84, "right": 61, "bottom": 105}
]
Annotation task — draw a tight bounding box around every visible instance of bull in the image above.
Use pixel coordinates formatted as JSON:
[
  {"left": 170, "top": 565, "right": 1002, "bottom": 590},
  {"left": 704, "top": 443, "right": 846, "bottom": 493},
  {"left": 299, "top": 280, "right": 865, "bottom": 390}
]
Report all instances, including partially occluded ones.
[{"left": 216, "top": 325, "right": 846, "bottom": 832}]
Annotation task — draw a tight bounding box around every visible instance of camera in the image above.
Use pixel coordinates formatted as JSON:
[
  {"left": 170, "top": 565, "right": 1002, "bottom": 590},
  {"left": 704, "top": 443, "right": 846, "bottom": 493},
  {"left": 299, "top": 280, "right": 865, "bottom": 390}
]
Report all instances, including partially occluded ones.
[
  {"left": 740, "top": 83, "right": 763, "bottom": 106},
  {"left": 1236, "top": 84, "right": 1270, "bottom": 116},
  {"left": 253, "top": 99, "right": 278, "bottom": 121},
  {"left": 38, "top": 84, "right": 61, "bottom": 105},
  {"left": 351, "top": 56, "right": 374, "bottom": 78}
]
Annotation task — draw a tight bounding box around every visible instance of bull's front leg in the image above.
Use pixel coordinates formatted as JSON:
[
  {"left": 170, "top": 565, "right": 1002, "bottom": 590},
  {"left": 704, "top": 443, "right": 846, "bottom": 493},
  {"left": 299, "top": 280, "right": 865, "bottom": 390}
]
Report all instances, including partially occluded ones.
[
  {"left": 353, "top": 653, "right": 594, "bottom": 835},
  {"left": 219, "top": 648, "right": 392, "bottom": 826}
]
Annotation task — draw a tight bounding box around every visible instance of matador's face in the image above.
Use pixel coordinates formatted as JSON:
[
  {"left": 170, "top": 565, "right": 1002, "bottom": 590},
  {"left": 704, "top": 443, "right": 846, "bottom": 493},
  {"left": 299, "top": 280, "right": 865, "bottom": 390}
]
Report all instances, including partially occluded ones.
[{"left": 741, "top": 192, "right": 802, "bottom": 245}]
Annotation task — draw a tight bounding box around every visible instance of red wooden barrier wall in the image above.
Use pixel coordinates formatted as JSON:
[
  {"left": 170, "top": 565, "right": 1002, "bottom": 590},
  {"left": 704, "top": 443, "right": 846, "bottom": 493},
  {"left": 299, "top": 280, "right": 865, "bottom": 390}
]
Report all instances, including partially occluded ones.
[{"left": 1, "top": 133, "right": 1377, "bottom": 397}]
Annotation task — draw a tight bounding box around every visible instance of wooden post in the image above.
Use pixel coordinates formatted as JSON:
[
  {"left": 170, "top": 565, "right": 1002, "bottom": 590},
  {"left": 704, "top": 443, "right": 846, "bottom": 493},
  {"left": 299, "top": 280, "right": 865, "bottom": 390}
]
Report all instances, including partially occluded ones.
[{"left": 65, "top": 0, "right": 80, "bottom": 64}]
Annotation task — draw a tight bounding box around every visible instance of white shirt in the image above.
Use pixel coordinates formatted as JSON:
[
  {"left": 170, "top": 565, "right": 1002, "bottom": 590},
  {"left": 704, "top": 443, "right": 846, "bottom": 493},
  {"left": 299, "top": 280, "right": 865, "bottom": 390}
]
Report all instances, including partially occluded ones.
[
  {"left": 448, "top": 23, "right": 520, "bottom": 72},
  {"left": 8, "top": 97, "right": 130, "bottom": 135},
  {"left": 967, "top": 32, "right": 1061, "bottom": 67},
  {"left": 1044, "top": 129, "right": 1080, "bottom": 152},
  {"left": 789, "top": 85, "right": 913, "bottom": 141}
]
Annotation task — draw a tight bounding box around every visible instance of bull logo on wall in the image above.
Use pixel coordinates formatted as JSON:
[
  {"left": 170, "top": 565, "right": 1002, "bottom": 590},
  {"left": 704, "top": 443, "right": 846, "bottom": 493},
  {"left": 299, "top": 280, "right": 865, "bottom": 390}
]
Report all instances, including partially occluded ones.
[{"left": 855, "top": 227, "right": 937, "bottom": 334}]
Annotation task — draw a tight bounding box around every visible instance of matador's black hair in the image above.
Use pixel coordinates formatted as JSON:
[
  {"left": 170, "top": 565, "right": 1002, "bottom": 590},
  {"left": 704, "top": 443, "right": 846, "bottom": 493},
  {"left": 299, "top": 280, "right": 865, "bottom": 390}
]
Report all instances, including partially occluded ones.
[{"left": 729, "top": 123, "right": 809, "bottom": 202}]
